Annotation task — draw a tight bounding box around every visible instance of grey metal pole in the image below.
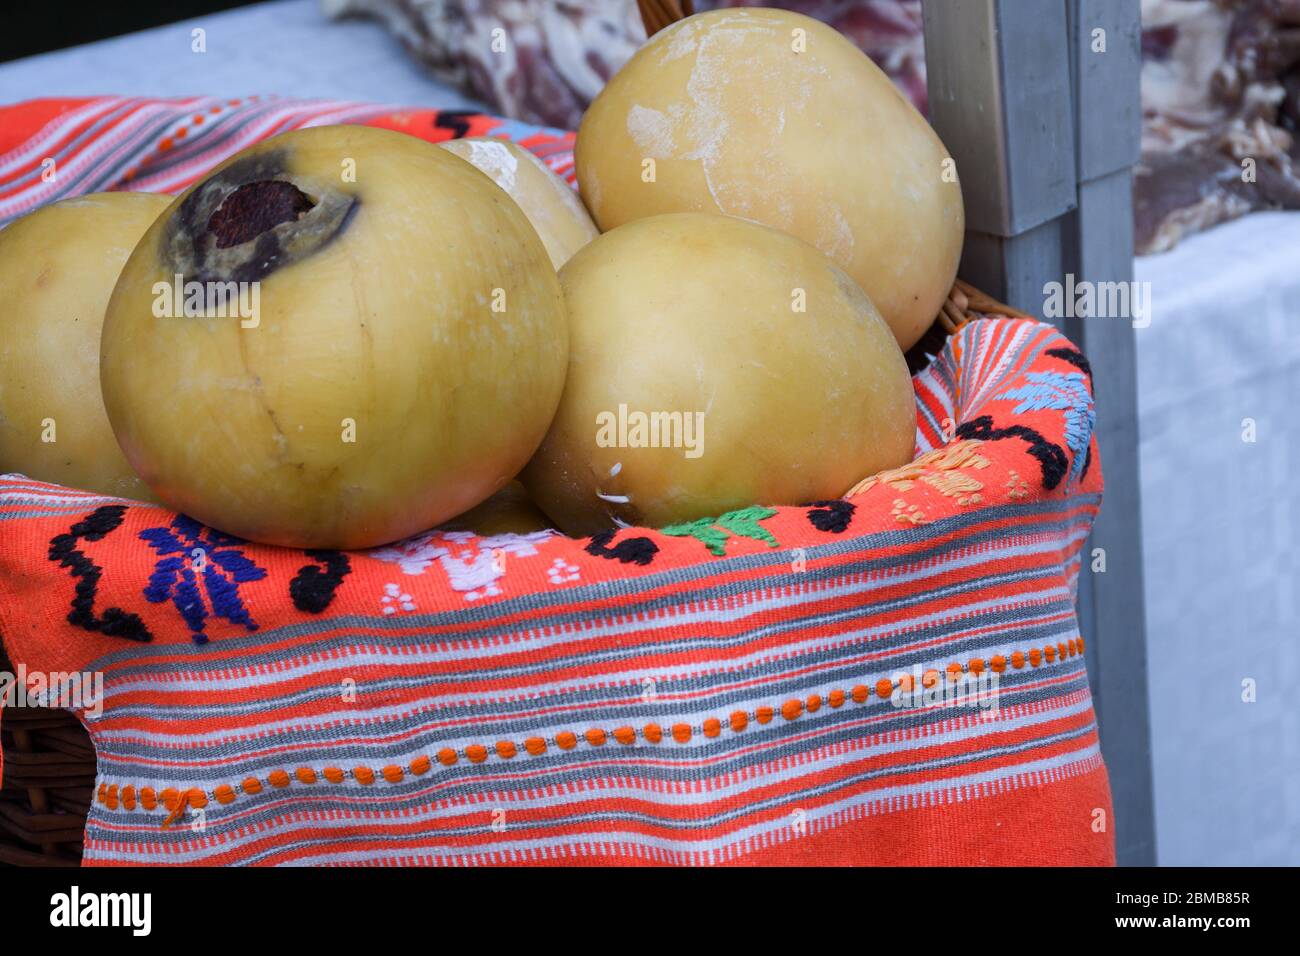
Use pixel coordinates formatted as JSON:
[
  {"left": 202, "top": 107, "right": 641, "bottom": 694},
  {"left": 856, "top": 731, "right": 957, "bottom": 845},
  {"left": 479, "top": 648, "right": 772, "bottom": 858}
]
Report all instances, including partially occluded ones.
[
  {"left": 922, "top": 0, "right": 1077, "bottom": 304},
  {"left": 922, "top": 0, "right": 1156, "bottom": 866}
]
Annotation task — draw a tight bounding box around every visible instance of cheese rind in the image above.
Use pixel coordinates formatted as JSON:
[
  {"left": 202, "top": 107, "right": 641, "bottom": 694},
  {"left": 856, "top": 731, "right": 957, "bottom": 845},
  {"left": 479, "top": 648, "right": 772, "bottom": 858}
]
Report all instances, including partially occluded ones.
[
  {"left": 0, "top": 192, "right": 171, "bottom": 500},
  {"left": 576, "top": 8, "right": 965, "bottom": 350},
  {"left": 440, "top": 137, "right": 598, "bottom": 270},
  {"left": 522, "top": 212, "right": 917, "bottom": 536},
  {"left": 101, "top": 126, "right": 568, "bottom": 549}
]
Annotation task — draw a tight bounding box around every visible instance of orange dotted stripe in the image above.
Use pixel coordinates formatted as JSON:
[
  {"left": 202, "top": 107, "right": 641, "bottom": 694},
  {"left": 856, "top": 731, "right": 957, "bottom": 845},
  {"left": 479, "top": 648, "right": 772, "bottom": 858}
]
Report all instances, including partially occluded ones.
[
  {"left": 124, "top": 98, "right": 258, "bottom": 182},
  {"left": 96, "top": 637, "right": 1083, "bottom": 828}
]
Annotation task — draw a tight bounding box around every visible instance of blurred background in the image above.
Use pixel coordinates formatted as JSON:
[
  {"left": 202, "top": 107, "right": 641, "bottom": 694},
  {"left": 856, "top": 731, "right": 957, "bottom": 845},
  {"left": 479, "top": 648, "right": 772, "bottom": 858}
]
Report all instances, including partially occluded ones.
[{"left": 0, "top": 0, "right": 1296, "bottom": 866}]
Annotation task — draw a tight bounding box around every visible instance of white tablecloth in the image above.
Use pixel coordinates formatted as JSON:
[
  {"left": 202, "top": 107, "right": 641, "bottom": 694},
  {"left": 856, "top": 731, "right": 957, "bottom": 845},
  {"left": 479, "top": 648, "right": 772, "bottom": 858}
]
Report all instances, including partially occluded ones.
[
  {"left": 0, "top": 0, "right": 482, "bottom": 109},
  {"left": 1135, "top": 210, "right": 1300, "bottom": 865}
]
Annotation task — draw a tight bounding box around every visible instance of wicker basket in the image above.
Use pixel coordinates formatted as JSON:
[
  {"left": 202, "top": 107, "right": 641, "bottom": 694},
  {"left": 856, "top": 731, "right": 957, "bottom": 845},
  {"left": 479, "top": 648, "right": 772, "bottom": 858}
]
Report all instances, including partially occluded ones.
[
  {"left": 0, "top": 2, "right": 1029, "bottom": 868},
  {"left": 637, "top": 0, "right": 696, "bottom": 34},
  {"left": 0, "top": 642, "right": 91, "bottom": 866}
]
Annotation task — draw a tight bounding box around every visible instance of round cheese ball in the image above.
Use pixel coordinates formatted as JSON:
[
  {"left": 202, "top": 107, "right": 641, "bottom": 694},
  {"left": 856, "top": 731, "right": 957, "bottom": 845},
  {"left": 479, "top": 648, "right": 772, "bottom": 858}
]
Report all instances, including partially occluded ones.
[
  {"left": 101, "top": 126, "right": 568, "bottom": 549},
  {"left": 576, "top": 7, "right": 964, "bottom": 350},
  {"left": 439, "top": 137, "right": 598, "bottom": 269},
  {"left": 521, "top": 212, "right": 916, "bottom": 535},
  {"left": 0, "top": 192, "right": 171, "bottom": 499}
]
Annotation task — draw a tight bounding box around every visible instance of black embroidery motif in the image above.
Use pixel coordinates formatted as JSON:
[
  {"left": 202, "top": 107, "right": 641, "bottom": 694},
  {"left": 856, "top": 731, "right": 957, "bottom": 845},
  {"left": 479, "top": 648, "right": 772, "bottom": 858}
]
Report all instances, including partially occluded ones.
[
  {"left": 47, "top": 505, "right": 152, "bottom": 642},
  {"left": 586, "top": 531, "right": 659, "bottom": 566},
  {"left": 1046, "top": 347, "right": 1093, "bottom": 384},
  {"left": 290, "top": 550, "right": 352, "bottom": 614},
  {"left": 806, "top": 500, "right": 855, "bottom": 533},
  {"left": 956, "top": 415, "right": 1070, "bottom": 490},
  {"left": 433, "top": 110, "right": 476, "bottom": 139}
]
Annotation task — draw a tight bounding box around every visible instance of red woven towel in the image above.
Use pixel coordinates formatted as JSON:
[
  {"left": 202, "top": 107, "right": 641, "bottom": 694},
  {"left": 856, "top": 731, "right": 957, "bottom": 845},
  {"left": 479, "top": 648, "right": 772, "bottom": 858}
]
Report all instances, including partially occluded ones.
[{"left": 0, "top": 97, "right": 1113, "bottom": 866}]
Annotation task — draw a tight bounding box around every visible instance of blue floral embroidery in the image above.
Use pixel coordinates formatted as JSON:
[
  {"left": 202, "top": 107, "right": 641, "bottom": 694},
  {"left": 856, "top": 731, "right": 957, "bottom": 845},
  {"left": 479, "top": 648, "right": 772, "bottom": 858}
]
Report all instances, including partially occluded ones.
[
  {"left": 139, "top": 516, "right": 267, "bottom": 644},
  {"left": 997, "top": 371, "right": 1096, "bottom": 484}
]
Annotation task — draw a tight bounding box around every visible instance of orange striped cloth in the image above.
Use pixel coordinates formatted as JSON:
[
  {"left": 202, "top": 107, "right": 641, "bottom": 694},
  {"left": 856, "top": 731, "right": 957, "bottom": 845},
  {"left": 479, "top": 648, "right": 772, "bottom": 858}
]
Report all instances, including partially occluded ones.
[
  {"left": 0, "top": 95, "right": 576, "bottom": 227},
  {"left": 0, "top": 97, "right": 1113, "bottom": 865}
]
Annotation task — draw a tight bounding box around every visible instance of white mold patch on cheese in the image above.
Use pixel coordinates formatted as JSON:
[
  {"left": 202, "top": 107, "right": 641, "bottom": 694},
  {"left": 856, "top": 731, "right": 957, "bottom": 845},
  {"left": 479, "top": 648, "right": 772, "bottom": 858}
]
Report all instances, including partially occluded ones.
[
  {"left": 658, "top": 17, "right": 702, "bottom": 63},
  {"left": 817, "top": 203, "right": 856, "bottom": 261},
  {"left": 464, "top": 138, "right": 519, "bottom": 193},
  {"left": 627, "top": 105, "right": 677, "bottom": 159}
]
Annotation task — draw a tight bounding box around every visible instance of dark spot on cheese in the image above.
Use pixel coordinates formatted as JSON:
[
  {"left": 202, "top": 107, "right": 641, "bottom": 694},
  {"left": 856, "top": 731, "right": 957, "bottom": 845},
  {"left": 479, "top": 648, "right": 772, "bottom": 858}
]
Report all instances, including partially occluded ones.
[{"left": 208, "top": 181, "right": 314, "bottom": 249}]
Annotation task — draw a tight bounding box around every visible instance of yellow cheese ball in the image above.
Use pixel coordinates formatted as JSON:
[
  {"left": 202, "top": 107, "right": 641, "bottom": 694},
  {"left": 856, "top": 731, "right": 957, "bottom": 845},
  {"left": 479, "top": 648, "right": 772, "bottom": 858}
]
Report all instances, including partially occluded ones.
[
  {"left": 439, "top": 137, "right": 598, "bottom": 270},
  {"left": 101, "top": 126, "right": 568, "bottom": 549},
  {"left": 445, "top": 480, "right": 553, "bottom": 535},
  {"left": 0, "top": 192, "right": 171, "bottom": 499},
  {"left": 521, "top": 212, "right": 916, "bottom": 535},
  {"left": 576, "top": 7, "right": 964, "bottom": 350}
]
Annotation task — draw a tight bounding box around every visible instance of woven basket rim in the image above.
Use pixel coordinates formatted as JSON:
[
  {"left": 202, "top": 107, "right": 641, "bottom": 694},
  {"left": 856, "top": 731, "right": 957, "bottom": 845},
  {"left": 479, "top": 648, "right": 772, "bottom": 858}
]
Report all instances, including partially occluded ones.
[{"left": 637, "top": 0, "right": 695, "bottom": 36}]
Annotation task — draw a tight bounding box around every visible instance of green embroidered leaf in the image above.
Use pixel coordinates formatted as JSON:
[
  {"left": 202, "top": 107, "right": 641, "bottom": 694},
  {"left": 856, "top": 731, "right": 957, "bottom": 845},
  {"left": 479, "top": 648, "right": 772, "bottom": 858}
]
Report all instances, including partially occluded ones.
[
  {"left": 660, "top": 517, "right": 730, "bottom": 556},
  {"left": 715, "top": 506, "right": 780, "bottom": 549},
  {"left": 660, "top": 506, "right": 779, "bottom": 556}
]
